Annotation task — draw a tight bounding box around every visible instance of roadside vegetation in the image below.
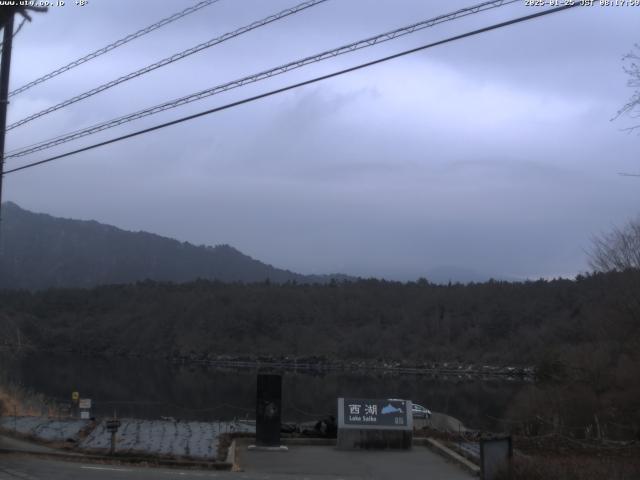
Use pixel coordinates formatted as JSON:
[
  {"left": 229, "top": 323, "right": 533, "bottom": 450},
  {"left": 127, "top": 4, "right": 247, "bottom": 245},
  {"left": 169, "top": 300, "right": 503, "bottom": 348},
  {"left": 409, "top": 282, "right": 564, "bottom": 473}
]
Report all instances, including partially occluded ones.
[
  {"left": 504, "top": 453, "right": 640, "bottom": 480},
  {"left": 0, "top": 383, "right": 59, "bottom": 418}
]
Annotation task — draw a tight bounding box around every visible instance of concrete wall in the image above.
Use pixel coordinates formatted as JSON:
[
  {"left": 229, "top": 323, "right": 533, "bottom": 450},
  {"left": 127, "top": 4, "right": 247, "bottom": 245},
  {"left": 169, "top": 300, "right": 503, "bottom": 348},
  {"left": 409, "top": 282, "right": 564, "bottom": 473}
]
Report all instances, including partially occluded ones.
[{"left": 337, "top": 429, "right": 412, "bottom": 450}]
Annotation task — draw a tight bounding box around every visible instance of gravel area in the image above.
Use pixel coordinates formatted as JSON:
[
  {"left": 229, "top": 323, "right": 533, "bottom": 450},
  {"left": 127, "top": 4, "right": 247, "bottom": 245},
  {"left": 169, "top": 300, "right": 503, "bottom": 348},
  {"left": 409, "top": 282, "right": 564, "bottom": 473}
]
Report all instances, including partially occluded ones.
[
  {"left": 0, "top": 416, "right": 89, "bottom": 442},
  {"left": 1, "top": 416, "right": 255, "bottom": 459},
  {"left": 80, "top": 418, "right": 254, "bottom": 459},
  {"left": 457, "top": 441, "right": 480, "bottom": 459}
]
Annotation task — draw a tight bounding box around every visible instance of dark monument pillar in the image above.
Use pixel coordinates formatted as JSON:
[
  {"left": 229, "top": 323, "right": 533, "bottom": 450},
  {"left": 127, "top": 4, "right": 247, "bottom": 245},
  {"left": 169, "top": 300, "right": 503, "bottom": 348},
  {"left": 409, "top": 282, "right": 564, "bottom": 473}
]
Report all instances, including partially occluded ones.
[{"left": 255, "top": 373, "right": 282, "bottom": 448}]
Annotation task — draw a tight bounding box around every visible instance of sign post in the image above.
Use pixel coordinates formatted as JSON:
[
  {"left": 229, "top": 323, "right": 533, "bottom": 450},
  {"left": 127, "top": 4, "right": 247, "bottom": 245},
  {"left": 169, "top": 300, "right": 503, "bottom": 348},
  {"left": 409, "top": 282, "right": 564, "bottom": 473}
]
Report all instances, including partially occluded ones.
[
  {"left": 106, "top": 415, "right": 121, "bottom": 455},
  {"left": 78, "top": 398, "right": 92, "bottom": 419},
  {"left": 71, "top": 391, "right": 79, "bottom": 418},
  {"left": 337, "top": 398, "right": 413, "bottom": 450}
]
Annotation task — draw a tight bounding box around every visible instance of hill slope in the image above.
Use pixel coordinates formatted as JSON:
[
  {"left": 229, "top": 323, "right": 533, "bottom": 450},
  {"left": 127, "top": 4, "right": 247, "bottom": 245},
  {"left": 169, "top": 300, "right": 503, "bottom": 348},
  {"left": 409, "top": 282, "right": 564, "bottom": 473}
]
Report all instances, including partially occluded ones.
[{"left": 0, "top": 202, "right": 348, "bottom": 289}]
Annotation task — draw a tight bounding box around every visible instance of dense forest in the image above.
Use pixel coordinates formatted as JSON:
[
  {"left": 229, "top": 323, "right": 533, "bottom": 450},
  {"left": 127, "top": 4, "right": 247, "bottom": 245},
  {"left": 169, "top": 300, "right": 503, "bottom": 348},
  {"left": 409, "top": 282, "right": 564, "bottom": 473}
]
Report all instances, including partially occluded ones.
[{"left": 0, "top": 271, "right": 638, "bottom": 371}]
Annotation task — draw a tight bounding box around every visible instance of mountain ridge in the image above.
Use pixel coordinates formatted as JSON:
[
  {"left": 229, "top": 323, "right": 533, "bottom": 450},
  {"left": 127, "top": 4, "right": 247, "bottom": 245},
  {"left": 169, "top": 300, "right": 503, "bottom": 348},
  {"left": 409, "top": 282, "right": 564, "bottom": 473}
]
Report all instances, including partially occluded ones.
[
  {"left": 0, "top": 202, "right": 517, "bottom": 289},
  {"left": 0, "top": 202, "right": 351, "bottom": 290}
]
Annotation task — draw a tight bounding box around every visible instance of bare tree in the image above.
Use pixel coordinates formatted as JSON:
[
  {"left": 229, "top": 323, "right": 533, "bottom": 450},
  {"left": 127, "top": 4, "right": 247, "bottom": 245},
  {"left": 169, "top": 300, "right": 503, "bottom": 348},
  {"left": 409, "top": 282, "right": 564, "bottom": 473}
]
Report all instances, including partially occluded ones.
[
  {"left": 589, "top": 217, "right": 640, "bottom": 272},
  {"left": 614, "top": 44, "right": 640, "bottom": 133}
]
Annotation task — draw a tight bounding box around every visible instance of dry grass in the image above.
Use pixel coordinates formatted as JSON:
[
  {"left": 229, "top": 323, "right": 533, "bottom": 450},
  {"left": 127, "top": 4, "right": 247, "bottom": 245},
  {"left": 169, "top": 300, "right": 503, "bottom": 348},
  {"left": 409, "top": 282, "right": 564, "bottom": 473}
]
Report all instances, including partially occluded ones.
[
  {"left": 0, "top": 384, "right": 61, "bottom": 417},
  {"left": 505, "top": 454, "right": 640, "bottom": 480},
  {"left": 216, "top": 432, "right": 254, "bottom": 462}
]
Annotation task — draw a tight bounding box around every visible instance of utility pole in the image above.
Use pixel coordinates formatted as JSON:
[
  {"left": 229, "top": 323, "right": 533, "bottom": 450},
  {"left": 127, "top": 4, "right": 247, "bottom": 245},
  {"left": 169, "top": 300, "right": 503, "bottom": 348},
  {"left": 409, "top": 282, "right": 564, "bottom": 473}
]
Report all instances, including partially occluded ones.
[
  {"left": 0, "top": 12, "right": 15, "bottom": 240},
  {"left": 0, "top": 6, "right": 46, "bottom": 251}
]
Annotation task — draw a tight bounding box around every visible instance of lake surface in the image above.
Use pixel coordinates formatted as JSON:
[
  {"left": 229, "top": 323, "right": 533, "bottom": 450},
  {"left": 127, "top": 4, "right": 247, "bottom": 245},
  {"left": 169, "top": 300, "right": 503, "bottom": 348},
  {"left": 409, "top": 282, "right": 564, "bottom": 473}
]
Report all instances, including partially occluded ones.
[{"left": 1, "top": 353, "right": 526, "bottom": 430}]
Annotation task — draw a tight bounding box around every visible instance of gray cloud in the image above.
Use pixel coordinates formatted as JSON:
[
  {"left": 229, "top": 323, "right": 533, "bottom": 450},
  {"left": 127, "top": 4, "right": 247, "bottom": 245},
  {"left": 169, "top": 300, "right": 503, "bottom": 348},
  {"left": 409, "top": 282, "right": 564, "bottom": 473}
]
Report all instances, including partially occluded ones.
[{"left": 3, "top": 0, "right": 640, "bottom": 281}]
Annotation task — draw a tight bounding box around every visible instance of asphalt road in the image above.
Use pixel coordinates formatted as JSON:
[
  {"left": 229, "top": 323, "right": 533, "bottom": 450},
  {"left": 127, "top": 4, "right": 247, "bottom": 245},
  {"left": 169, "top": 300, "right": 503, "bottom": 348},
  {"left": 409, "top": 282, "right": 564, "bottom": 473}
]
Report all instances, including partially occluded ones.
[
  {"left": 238, "top": 444, "right": 473, "bottom": 480},
  {"left": 1, "top": 454, "right": 260, "bottom": 480},
  {"left": 0, "top": 435, "right": 57, "bottom": 454},
  {"left": 1, "top": 448, "right": 472, "bottom": 480}
]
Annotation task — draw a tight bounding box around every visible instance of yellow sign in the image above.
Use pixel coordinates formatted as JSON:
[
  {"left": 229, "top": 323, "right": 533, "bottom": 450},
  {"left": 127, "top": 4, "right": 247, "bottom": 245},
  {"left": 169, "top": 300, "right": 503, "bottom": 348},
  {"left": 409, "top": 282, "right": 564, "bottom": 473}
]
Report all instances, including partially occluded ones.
[{"left": 72, "top": 391, "right": 79, "bottom": 402}]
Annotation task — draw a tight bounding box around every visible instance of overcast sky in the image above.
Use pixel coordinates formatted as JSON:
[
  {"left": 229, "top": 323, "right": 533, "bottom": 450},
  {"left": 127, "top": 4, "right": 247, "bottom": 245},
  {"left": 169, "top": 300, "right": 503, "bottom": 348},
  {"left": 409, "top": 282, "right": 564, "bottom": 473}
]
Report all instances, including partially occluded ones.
[{"left": 2, "top": 0, "right": 639, "bottom": 280}]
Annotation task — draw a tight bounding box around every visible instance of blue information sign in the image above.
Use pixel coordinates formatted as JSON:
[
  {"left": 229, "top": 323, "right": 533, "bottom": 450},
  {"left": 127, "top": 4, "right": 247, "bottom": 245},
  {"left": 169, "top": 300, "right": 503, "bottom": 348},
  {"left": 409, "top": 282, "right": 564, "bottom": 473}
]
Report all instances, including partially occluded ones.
[{"left": 338, "top": 398, "right": 412, "bottom": 431}]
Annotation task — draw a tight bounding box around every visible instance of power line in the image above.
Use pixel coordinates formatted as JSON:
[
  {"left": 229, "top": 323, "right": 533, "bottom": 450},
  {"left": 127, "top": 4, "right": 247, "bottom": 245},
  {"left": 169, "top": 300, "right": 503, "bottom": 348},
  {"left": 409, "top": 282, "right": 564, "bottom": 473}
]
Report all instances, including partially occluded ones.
[
  {"left": 6, "top": 0, "right": 329, "bottom": 131},
  {"left": 12, "top": 17, "right": 27, "bottom": 36},
  {"left": 0, "top": 17, "right": 28, "bottom": 55},
  {"left": 6, "top": 0, "right": 519, "bottom": 160},
  {"left": 3, "top": 3, "right": 579, "bottom": 176},
  {"left": 8, "top": 0, "right": 220, "bottom": 98}
]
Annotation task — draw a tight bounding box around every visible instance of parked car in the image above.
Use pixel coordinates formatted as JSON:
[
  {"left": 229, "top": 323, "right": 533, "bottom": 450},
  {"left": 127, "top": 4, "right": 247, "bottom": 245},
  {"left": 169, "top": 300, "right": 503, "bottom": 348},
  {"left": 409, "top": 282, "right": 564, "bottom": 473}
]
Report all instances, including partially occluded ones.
[
  {"left": 386, "top": 399, "right": 432, "bottom": 419},
  {"left": 411, "top": 403, "right": 432, "bottom": 419}
]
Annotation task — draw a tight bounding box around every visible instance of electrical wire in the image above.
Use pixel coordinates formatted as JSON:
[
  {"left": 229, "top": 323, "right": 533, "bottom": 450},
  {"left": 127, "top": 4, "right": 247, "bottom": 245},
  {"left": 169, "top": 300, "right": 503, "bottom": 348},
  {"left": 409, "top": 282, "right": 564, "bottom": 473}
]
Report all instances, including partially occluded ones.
[
  {"left": 8, "top": 0, "right": 220, "bottom": 97},
  {"left": 6, "top": 0, "right": 329, "bottom": 131},
  {"left": 0, "top": 17, "right": 28, "bottom": 55},
  {"left": 5, "top": 0, "right": 519, "bottom": 160},
  {"left": 3, "top": 3, "right": 579, "bottom": 176}
]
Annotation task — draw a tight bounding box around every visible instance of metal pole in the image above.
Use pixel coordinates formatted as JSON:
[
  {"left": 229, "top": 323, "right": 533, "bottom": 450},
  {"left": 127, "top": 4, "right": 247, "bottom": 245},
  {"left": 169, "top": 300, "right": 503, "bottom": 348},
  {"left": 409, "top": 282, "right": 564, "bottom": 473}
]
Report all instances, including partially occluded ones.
[{"left": 0, "top": 13, "right": 15, "bottom": 249}]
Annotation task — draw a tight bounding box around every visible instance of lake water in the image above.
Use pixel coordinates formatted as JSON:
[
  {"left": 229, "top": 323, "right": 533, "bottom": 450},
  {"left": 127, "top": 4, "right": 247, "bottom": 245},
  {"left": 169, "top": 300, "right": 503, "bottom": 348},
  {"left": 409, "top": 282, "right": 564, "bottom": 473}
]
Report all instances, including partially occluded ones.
[{"left": 1, "top": 353, "right": 526, "bottom": 430}]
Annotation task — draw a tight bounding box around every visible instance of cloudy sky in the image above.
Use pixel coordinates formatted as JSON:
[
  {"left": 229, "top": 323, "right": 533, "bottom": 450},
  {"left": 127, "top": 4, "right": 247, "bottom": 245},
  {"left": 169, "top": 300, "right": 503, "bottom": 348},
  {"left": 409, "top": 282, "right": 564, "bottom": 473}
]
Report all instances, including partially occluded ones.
[{"left": 2, "top": 0, "right": 639, "bottom": 280}]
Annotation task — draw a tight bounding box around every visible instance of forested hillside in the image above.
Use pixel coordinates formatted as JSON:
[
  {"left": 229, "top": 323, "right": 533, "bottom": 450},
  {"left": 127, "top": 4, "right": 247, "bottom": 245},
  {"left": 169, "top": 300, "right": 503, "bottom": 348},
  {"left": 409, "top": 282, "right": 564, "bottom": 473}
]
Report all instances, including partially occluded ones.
[
  {"left": 0, "top": 202, "right": 349, "bottom": 289},
  {"left": 2, "top": 271, "right": 639, "bottom": 379}
]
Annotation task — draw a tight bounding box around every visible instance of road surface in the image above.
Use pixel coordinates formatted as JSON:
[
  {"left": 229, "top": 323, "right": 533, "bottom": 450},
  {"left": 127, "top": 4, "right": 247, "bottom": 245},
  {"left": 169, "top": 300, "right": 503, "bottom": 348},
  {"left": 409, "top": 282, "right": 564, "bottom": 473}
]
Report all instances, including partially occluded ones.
[
  {"left": 0, "top": 448, "right": 472, "bottom": 480},
  {"left": 0, "top": 454, "right": 230, "bottom": 479},
  {"left": 238, "top": 444, "right": 473, "bottom": 479}
]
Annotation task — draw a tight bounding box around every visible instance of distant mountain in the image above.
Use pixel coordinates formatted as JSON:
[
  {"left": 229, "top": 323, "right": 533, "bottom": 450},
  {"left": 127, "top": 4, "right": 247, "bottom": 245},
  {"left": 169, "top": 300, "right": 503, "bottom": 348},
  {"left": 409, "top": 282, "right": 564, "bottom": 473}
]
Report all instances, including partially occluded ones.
[
  {"left": 0, "top": 202, "right": 351, "bottom": 290},
  {"left": 423, "top": 265, "right": 519, "bottom": 284}
]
